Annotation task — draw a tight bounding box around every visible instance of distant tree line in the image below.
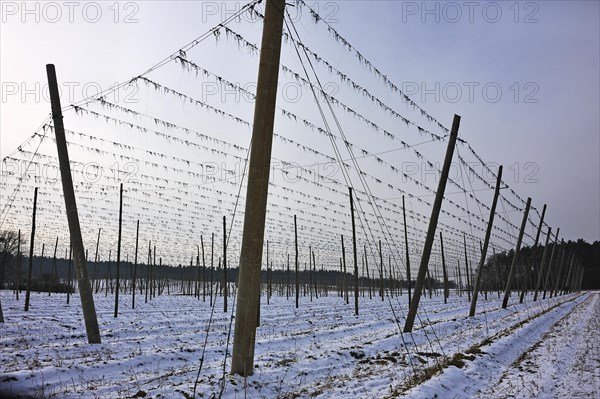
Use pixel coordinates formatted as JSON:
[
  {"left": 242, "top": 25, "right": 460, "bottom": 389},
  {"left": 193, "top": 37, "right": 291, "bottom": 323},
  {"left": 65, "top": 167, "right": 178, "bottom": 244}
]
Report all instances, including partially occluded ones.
[
  {"left": 481, "top": 239, "right": 599, "bottom": 290},
  {"left": 1, "top": 229, "right": 596, "bottom": 296}
]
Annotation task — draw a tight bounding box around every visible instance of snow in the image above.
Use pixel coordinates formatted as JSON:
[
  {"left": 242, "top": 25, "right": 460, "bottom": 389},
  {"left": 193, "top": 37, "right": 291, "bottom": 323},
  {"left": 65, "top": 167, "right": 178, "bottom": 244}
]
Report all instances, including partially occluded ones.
[{"left": 1, "top": 289, "right": 597, "bottom": 398}]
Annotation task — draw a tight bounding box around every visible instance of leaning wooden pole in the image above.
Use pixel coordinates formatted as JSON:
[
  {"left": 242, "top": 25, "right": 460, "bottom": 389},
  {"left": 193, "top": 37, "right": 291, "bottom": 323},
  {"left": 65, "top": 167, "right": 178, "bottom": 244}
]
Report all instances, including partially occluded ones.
[
  {"left": 349, "top": 187, "right": 359, "bottom": 316},
  {"left": 542, "top": 228, "right": 559, "bottom": 299},
  {"left": 402, "top": 195, "right": 411, "bottom": 306},
  {"left": 231, "top": 0, "right": 285, "bottom": 376},
  {"left": 469, "top": 165, "right": 503, "bottom": 316},
  {"left": 533, "top": 204, "right": 546, "bottom": 247},
  {"left": 378, "top": 240, "right": 384, "bottom": 301},
  {"left": 15, "top": 230, "right": 21, "bottom": 300},
  {"left": 92, "top": 228, "right": 101, "bottom": 293},
  {"left": 201, "top": 236, "right": 206, "bottom": 302},
  {"left": 24, "top": 187, "right": 38, "bottom": 312},
  {"left": 403, "top": 114, "right": 460, "bottom": 333},
  {"left": 520, "top": 203, "right": 546, "bottom": 303},
  {"left": 46, "top": 64, "right": 101, "bottom": 343},
  {"left": 463, "top": 234, "right": 471, "bottom": 302},
  {"left": 532, "top": 226, "right": 551, "bottom": 302},
  {"left": 501, "top": 197, "right": 531, "bottom": 309},
  {"left": 341, "top": 235, "right": 348, "bottom": 304},
  {"left": 294, "top": 215, "right": 299, "bottom": 309},
  {"left": 132, "top": 220, "right": 139, "bottom": 309},
  {"left": 551, "top": 245, "right": 568, "bottom": 297},
  {"left": 439, "top": 232, "right": 448, "bottom": 304},
  {"left": 49, "top": 236, "right": 58, "bottom": 297},
  {"left": 562, "top": 255, "right": 575, "bottom": 295},
  {"left": 67, "top": 245, "right": 73, "bottom": 304},
  {"left": 223, "top": 216, "right": 227, "bottom": 313},
  {"left": 114, "top": 183, "right": 123, "bottom": 318}
]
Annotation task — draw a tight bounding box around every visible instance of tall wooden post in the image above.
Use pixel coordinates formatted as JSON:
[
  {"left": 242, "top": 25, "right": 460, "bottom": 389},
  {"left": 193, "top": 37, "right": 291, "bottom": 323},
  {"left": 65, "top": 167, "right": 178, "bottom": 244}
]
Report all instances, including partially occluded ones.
[
  {"left": 542, "top": 228, "right": 559, "bottom": 299},
  {"left": 502, "top": 197, "right": 531, "bottom": 308},
  {"left": 294, "top": 215, "right": 299, "bottom": 309},
  {"left": 379, "top": 240, "right": 384, "bottom": 301},
  {"left": 38, "top": 244, "right": 45, "bottom": 294},
  {"left": 403, "top": 195, "right": 412, "bottom": 306},
  {"left": 114, "top": 183, "right": 123, "bottom": 318},
  {"left": 463, "top": 234, "right": 471, "bottom": 302},
  {"left": 49, "top": 236, "right": 58, "bottom": 296},
  {"left": 223, "top": 216, "right": 227, "bottom": 313},
  {"left": 403, "top": 114, "right": 460, "bottom": 333},
  {"left": 24, "top": 187, "right": 38, "bottom": 312},
  {"left": 520, "top": 203, "right": 546, "bottom": 303},
  {"left": 145, "top": 241, "right": 151, "bottom": 303},
  {"left": 286, "top": 253, "right": 290, "bottom": 300},
  {"left": 201, "top": 236, "right": 206, "bottom": 302},
  {"left": 364, "top": 246, "right": 372, "bottom": 299},
  {"left": 15, "top": 230, "right": 21, "bottom": 300},
  {"left": 195, "top": 244, "right": 200, "bottom": 299},
  {"left": 388, "top": 255, "right": 395, "bottom": 297},
  {"left": 562, "top": 255, "right": 575, "bottom": 295},
  {"left": 469, "top": 165, "right": 502, "bottom": 316},
  {"left": 92, "top": 228, "right": 101, "bottom": 293},
  {"left": 132, "top": 220, "right": 139, "bottom": 309},
  {"left": 439, "top": 232, "right": 448, "bottom": 304},
  {"left": 267, "top": 241, "right": 270, "bottom": 305},
  {"left": 312, "top": 249, "right": 318, "bottom": 299},
  {"left": 46, "top": 64, "right": 101, "bottom": 343},
  {"left": 67, "top": 245, "right": 72, "bottom": 304},
  {"left": 457, "top": 260, "right": 462, "bottom": 296},
  {"left": 210, "top": 233, "right": 214, "bottom": 306},
  {"left": 567, "top": 263, "right": 579, "bottom": 294},
  {"left": 349, "top": 187, "right": 359, "bottom": 316},
  {"left": 426, "top": 269, "right": 433, "bottom": 299},
  {"left": 308, "top": 250, "right": 314, "bottom": 297},
  {"left": 533, "top": 204, "right": 546, "bottom": 246},
  {"left": 231, "top": 0, "right": 285, "bottom": 375},
  {"left": 341, "top": 235, "right": 348, "bottom": 304},
  {"left": 532, "top": 226, "right": 551, "bottom": 301},
  {"left": 551, "top": 243, "right": 567, "bottom": 297}
]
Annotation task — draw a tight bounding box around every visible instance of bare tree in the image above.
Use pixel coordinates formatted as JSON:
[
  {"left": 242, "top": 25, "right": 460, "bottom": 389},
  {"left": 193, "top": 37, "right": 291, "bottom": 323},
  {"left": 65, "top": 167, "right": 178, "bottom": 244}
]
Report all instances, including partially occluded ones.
[{"left": 0, "top": 230, "right": 20, "bottom": 289}]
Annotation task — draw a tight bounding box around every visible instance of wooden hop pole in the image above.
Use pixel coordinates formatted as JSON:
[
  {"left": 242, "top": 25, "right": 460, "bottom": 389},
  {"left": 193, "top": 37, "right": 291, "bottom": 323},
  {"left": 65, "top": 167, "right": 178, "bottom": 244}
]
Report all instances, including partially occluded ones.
[
  {"left": 502, "top": 197, "right": 531, "bottom": 309},
  {"left": 46, "top": 64, "right": 101, "bottom": 343},
  {"left": 223, "top": 216, "right": 227, "bottom": 313},
  {"left": 349, "top": 187, "right": 359, "bottom": 316},
  {"left": 24, "top": 187, "right": 38, "bottom": 312},
  {"left": 15, "top": 230, "right": 21, "bottom": 300},
  {"left": 440, "top": 232, "right": 448, "bottom": 304},
  {"left": 520, "top": 203, "right": 546, "bottom": 303},
  {"left": 132, "top": 220, "right": 139, "bottom": 309},
  {"left": 402, "top": 195, "right": 411, "bottom": 306},
  {"left": 231, "top": 0, "right": 286, "bottom": 375},
  {"left": 67, "top": 245, "right": 73, "bottom": 303},
  {"left": 49, "top": 237, "right": 58, "bottom": 297},
  {"left": 463, "top": 234, "right": 471, "bottom": 302},
  {"left": 114, "top": 183, "right": 123, "bottom": 318},
  {"left": 403, "top": 114, "right": 460, "bottom": 333},
  {"left": 295, "top": 216, "right": 299, "bottom": 309},
  {"left": 469, "top": 165, "right": 503, "bottom": 316},
  {"left": 341, "top": 235, "right": 348, "bottom": 304},
  {"left": 378, "top": 240, "right": 384, "bottom": 301},
  {"left": 532, "top": 227, "right": 551, "bottom": 302}
]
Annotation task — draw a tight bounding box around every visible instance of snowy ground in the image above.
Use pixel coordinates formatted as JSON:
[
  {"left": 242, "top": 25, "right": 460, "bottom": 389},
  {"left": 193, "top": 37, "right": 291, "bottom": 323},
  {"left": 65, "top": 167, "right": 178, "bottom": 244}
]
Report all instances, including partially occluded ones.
[{"left": 1, "top": 289, "right": 598, "bottom": 398}]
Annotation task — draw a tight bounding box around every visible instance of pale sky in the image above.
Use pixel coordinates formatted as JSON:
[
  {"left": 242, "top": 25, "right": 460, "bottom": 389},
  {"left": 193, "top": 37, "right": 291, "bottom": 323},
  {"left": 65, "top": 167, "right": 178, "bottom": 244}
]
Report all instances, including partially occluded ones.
[{"left": 0, "top": 1, "right": 598, "bottom": 268}]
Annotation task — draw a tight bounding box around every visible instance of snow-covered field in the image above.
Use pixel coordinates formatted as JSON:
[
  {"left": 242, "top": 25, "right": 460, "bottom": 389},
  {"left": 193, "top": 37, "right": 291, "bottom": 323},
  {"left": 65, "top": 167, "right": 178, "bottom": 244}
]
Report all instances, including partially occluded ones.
[{"left": 1, "top": 289, "right": 598, "bottom": 398}]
